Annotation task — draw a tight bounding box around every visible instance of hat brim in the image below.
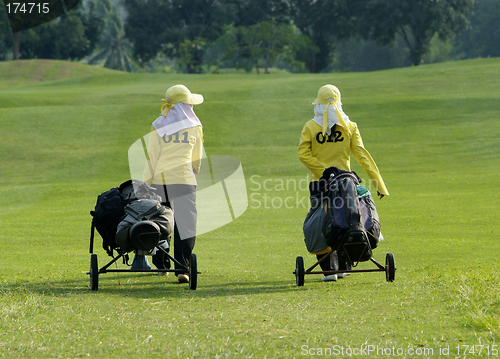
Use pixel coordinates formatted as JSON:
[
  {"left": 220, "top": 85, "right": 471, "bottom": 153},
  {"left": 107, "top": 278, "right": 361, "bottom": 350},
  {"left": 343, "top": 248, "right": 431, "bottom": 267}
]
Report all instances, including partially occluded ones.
[
  {"left": 312, "top": 98, "right": 321, "bottom": 105},
  {"left": 186, "top": 93, "right": 204, "bottom": 105}
]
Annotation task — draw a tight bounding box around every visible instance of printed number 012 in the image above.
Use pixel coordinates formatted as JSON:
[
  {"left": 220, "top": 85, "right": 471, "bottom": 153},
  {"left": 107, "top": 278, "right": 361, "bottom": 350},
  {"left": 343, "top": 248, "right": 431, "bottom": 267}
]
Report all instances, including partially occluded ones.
[{"left": 316, "top": 131, "right": 343, "bottom": 144}]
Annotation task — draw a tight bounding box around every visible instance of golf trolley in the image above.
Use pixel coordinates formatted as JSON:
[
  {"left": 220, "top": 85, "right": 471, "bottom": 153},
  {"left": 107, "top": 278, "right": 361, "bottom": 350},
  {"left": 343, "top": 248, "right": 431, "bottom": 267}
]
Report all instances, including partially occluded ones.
[
  {"left": 296, "top": 167, "right": 396, "bottom": 286},
  {"left": 294, "top": 243, "right": 396, "bottom": 286},
  {"left": 87, "top": 222, "right": 199, "bottom": 291}
]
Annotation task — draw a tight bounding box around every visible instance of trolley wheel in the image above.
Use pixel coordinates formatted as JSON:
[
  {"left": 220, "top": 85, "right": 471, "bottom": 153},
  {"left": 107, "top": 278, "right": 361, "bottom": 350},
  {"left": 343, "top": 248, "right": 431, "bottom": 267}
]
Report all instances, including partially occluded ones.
[
  {"left": 90, "top": 254, "right": 99, "bottom": 291},
  {"left": 385, "top": 253, "right": 395, "bottom": 282},
  {"left": 189, "top": 253, "right": 197, "bottom": 290},
  {"left": 295, "top": 256, "right": 305, "bottom": 286}
]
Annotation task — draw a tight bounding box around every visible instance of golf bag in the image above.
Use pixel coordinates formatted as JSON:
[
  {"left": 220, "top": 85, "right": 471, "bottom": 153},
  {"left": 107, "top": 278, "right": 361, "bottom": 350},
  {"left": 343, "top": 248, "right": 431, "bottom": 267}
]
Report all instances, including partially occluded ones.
[
  {"left": 115, "top": 199, "right": 173, "bottom": 253},
  {"left": 324, "top": 167, "right": 381, "bottom": 263},
  {"left": 303, "top": 167, "right": 381, "bottom": 264},
  {"left": 90, "top": 180, "right": 171, "bottom": 256}
]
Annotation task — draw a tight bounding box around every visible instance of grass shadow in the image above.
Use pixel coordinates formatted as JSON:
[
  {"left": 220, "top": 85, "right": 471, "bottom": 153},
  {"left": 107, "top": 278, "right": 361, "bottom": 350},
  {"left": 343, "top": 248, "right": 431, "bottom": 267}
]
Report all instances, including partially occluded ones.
[{"left": 1, "top": 273, "right": 300, "bottom": 300}]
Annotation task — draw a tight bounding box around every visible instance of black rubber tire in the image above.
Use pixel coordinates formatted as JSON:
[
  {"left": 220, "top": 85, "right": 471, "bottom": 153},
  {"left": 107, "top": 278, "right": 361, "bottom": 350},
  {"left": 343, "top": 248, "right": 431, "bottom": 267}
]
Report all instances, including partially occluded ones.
[
  {"left": 385, "top": 253, "right": 395, "bottom": 282},
  {"left": 189, "top": 253, "right": 197, "bottom": 290},
  {"left": 295, "top": 256, "right": 305, "bottom": 286},
  {"left": 90, "top": 254, "right": 99, "bottom": 291}
]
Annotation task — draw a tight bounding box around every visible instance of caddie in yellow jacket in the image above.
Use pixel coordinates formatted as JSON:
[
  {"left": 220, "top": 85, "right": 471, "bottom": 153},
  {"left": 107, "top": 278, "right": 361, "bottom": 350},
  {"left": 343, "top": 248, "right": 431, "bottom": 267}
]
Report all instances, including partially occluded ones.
[
  {"left": 141, "top": 84, "right": 204, "bottom": 284},
  {"left": 144, "top": 121, "right": 203, "bottom": 186},
  {"left": 298, "top": 84, "right": 389, "bottom": 282}
]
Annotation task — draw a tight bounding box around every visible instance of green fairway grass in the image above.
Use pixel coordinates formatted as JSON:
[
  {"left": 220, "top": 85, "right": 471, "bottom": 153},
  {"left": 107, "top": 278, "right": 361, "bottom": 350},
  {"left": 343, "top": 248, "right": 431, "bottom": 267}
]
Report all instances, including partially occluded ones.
[{"left": 0, "top": 58, "right": 499, "bottom": 358}]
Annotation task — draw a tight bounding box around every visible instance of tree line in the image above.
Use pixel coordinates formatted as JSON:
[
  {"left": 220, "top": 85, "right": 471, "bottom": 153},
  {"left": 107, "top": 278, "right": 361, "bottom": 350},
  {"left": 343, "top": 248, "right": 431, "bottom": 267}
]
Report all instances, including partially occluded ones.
[{"left": 0, "top": 0, "right": 498, "bottom": 73}]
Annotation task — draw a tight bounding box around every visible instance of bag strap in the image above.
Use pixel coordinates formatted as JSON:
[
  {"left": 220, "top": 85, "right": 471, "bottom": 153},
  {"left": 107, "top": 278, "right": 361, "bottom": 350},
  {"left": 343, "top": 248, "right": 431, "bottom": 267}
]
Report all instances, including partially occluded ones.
[
  {"left": 124, "top": 202, "right": 162, "bottom": 221},
  {"left": 328, "top": 172, "right": 360, "bottom": 186}
]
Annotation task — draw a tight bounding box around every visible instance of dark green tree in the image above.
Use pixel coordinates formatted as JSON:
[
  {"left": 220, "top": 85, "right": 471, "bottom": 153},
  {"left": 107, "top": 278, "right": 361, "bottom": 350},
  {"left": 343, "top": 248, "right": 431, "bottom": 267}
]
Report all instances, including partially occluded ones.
[
  {"left": 452, "top": 0, "right": 500, "bottom": 59},
  {"left": 218, "top": 20, "right": 317, "bottom": 74},
  {"left": 89, "top": 0, "right": 134, "bottom": 71},
  {"left": 79, "top": 0, "right": 106, "bottom": 55},
  {"left": 231, "top": 0, "right": 290, "bottom": 26},
  {"left": 288, "top": 0, "right": 355, "bottom": 73},
  {"left": 216, "top": 25, "right": 254, "bottom": 72},
  {"left": 0, "top": 0, "right": 104, "bottom": 60},
  {"left": 123, "top": 0, "right": 238, "bottom": 72},
  {"left": 355, "top": 0, "right": 473, "bottom": 65},
  {"left": 20, "top": 14, "right": 90, "bottom": 59},
  {"left": 177, "top": 37, "right": 206, "bottom": 73},
  {"left": 0, "top": 1, "right": 12, "bottom": 60}
]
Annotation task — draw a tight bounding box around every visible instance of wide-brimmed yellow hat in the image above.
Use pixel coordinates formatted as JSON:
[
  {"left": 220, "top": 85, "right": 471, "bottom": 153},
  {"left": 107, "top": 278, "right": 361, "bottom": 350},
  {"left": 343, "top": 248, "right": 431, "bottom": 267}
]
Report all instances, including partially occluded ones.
[
  {"left": 166, "top": 84, "right": 203, "bottom": 105},
  {"left": 161, "top": 84, "right": 203, "bottom": 116}
]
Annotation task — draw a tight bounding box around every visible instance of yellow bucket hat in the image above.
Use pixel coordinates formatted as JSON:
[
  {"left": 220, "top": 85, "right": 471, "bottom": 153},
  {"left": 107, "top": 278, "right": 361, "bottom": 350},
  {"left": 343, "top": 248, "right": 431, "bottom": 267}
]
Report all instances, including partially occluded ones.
[
  {"left": 161, "top": 84, "right": 204, "bottom": 116},
  {"left": 312, "top": 84, "right": 350, "bottom": 136}
]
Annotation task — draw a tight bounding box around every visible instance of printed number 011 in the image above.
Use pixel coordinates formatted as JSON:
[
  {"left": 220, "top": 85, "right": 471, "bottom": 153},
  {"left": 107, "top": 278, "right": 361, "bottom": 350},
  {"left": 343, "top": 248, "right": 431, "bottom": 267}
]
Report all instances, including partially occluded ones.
[{"left": 162, "top": 131, "right": 190, "bottom": 144}]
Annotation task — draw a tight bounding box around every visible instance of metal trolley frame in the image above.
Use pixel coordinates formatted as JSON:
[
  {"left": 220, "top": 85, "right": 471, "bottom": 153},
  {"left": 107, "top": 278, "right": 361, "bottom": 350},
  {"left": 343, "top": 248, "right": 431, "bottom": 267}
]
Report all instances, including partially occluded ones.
[
  {"left": 294, "top": 241, "right": 396, "bottom": 286},
  {"left": 87, "top": 226, "right": 199, "bottom": 291}
]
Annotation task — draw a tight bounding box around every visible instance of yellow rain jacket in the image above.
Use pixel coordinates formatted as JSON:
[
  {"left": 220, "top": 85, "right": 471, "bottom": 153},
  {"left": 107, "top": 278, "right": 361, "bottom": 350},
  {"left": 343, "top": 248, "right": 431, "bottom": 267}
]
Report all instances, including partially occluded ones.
[
  {"left": 143, "top": 126, "right": 203, "bottom": 186},
  {"left": 298, "top": 120, "right": 389, "bottom": 196}
]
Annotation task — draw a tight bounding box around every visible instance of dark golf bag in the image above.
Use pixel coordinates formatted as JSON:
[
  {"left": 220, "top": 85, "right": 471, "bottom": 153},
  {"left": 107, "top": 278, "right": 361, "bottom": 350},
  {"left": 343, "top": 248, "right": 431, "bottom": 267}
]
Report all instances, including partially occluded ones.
[
  {"left": 115, "top": 199, "right": 173, "bottom": 253},
  {"left": 90, "top": 180, "right": 173, "bottom": 257},
  {"left": 319, "top": 167, "right": 380, "bottom": 264}
]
